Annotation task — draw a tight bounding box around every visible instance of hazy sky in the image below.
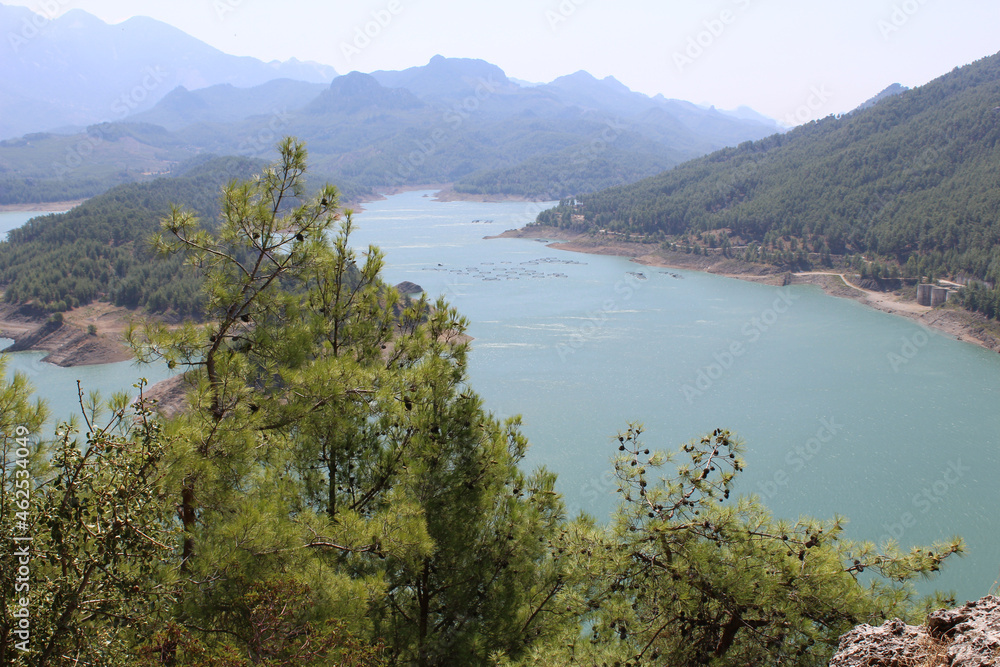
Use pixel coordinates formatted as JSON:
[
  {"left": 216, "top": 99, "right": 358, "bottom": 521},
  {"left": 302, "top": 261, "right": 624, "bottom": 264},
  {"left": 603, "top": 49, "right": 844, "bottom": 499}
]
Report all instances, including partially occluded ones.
[{"left": 9, "top": 0, "right": 1000, "bottom": 123}]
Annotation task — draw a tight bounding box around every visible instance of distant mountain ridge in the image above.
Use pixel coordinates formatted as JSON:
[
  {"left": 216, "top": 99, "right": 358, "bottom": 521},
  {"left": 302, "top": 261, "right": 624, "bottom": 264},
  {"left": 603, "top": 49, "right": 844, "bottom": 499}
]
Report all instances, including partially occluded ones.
[
  {"left": 0, "top": 2, "right": 337, "bottom": 139},
  {"left": 370, "top": 55, "right": 519, "bottom": 100},
  {"left": 1, "top": 46, "right": 780, "bottom": 204}
]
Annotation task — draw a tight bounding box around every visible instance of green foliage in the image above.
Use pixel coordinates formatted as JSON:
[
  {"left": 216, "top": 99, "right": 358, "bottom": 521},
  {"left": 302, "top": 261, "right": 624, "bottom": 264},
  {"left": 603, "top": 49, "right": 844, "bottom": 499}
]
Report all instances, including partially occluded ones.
[
  {"left": 135, "top": 582, "right": 387, "bottom": 667},
  {"left": 954, "top": 281, "right": 1000, "bottom": 319},
  {"left": 0, "top": 123, "right": 194, "bottom": 206},
  {"left": 0, "top": 155, "right": 265, "bottom": 315},
  {"left": 452, "top": 135, "right": 689, "bottom": 200},
  {"left": 0, "top": 357, "right": 50, "bottom": 662},
  {"left": 1, "top": 377, "right": 177, "bottom": 667},
  {"left": 123, "top": 138, "right": 570, "bottom": 666},
  {"left": 507, "top": 426, "right": 962, "bottom": 667}
]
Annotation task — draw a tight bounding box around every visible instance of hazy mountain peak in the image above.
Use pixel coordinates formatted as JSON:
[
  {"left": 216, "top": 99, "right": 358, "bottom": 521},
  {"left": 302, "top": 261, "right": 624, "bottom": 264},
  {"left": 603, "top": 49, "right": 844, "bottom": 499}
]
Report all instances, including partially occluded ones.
[
  {"left": 370, "top": 55, "right": 512, "bottom": 100},
  {"left": 600, "top": 75, "right": 631, "bottom": 93},
  {"left": 422, "top": 54, "right": 510, "bottom": 82},
  {"left": 306, "top": 71, "right": 423, "bottom": 114},
  {"left": 558, "top": 70, "right": 599, "bottom": 82},
  {"left": 329, "top": 71, "right": 383, "bottom": 93},
  {"left": 0, "top": 3, "right": 337, "bottom": 138},
  {"left": 58, "top": 7, "right": 106, "bottom": 27},
  {"left": 855, "top": 83, "right": 910, "bottom": 112},
  {"left": 549, "top": 70, "right": 631, "bottom": 94}
]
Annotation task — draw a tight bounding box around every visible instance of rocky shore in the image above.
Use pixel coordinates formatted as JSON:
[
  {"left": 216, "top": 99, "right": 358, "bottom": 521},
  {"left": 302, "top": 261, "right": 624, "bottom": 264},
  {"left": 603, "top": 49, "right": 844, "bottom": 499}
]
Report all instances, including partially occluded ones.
[
  {"left": 829, "top": 596, "right": 1000, "bottom": 667},
  {"left": 0, "top": 303, "right": 133, "bottom": 366}
]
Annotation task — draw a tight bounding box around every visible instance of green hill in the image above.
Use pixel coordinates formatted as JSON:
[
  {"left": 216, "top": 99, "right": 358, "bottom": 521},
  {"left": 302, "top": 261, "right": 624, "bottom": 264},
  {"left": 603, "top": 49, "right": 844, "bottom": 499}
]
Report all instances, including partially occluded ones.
[
  {"left": 0, "top": 155, "right": 265, "bottom": 316},
  {"left": 535, "top": 52, "right": 1000, "bottom": 315}
]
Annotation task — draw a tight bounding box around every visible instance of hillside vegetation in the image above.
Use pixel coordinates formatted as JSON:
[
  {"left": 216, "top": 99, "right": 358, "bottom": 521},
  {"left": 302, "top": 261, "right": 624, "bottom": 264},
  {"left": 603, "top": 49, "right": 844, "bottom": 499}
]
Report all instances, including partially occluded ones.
[
  {"left": 536, "top": 52, "right": 1000, "bottom": 316},
  {"left": 0, "top": 156, "right": 265, "bottom": 316}
]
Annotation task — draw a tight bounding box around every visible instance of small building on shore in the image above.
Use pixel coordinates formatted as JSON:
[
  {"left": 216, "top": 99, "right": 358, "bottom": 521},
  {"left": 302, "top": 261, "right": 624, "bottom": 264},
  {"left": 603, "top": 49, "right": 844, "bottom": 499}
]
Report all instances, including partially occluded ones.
[{"left": 917, "top": 283, "right": 952, "bottom": 307}]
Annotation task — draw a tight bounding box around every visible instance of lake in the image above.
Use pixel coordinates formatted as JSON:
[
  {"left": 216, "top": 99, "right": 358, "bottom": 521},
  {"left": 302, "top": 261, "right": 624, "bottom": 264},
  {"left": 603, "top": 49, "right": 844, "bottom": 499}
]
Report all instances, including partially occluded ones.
[
  {"left": 4, "top": 191, "right": 999, "bottom": 603},
  {"left": 0, "top": 207, "right": 76, "bottom": 242},
  {"left": 0, "top": 211, "right": 47, "bottom": 242}
]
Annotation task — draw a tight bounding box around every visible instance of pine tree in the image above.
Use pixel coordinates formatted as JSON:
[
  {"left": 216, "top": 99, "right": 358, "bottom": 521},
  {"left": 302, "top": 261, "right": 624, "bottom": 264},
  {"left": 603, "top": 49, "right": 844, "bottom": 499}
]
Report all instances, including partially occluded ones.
[
  {"left": 124, "top": 138, "right": 572, "bottom": 664},
  {"left": 508, "top": 426, "right": 962, "bottom": 667}
]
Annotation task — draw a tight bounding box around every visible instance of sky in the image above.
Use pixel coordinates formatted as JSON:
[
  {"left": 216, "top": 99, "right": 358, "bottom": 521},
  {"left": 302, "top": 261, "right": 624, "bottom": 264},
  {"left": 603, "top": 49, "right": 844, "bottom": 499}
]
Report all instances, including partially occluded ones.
[{"left": 8, "top": 0, "right": 1000, "bottom": 124}]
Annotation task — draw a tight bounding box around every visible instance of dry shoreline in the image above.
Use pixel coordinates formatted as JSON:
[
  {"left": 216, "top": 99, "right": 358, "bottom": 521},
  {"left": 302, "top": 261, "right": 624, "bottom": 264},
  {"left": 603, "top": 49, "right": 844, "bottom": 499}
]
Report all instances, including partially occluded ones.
[
  {"left": 0, "top": 302, "right": 135, "bottom": 366},
  {"left": 0, "top": 200, "right": 84, "bottom": 213},
  {"left": 495, "top": 226, "right": 1000, "bottom": 354}
]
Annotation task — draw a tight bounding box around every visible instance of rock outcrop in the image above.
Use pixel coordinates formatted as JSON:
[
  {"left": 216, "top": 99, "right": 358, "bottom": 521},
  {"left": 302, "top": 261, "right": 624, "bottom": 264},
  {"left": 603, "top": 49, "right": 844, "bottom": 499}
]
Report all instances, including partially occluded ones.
[
  {"left": 139, "top": 374, "right": 190, "bottom": 418},
  {"left": 2, "top": 318, "right": 131, "bottom": 366},
  {"left": 394, "top": 281, "right": 424, "bottom": 295},
  {"left": 830, "top": 596, "right": 1000, "bottom": 667}
]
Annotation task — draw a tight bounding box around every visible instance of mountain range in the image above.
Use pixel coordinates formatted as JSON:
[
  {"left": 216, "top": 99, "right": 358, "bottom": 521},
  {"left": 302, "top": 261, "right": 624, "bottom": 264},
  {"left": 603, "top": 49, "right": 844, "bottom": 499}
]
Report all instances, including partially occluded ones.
[
  {"left": 0, "top": 5, "right": 781, "bottom": 204},
  {"left": 0, "top": 2, "right": 337, "bottom": 139}
]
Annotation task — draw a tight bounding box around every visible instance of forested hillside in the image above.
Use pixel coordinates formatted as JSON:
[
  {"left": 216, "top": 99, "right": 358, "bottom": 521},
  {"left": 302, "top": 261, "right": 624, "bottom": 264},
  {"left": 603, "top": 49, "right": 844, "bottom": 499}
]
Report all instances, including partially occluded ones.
[
  {"left": 536, "top": 52, "right": 1000, "bottom": 316},
  {"left": 0, "top": 156, "right": 264, "bottom": 315}
]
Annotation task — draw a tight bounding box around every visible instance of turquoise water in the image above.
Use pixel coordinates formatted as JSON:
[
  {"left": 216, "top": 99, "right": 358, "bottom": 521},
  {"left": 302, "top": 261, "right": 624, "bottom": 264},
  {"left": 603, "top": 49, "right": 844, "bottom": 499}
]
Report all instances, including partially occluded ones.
[
  {"left": 350, "top": 191, "right": 1000, "bottom": 603},
  {"left": 4, "top": 192, "right": 999, "bottom": 602},
  {"left": 0, "top": 209, "right": 72, "bottom": 241},
  {"left": 0, "top": 343, "right": 175, "bottom": 429},
  {"left": 0, "top": 211, "right": 41, "bottom": 242}
]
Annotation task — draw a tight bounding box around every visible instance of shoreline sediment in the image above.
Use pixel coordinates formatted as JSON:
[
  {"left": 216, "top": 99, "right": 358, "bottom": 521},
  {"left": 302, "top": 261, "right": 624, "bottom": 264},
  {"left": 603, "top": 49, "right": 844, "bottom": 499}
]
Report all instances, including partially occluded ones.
[
  {"left": 0, "top": 303, "right": 135, "bottom": 367},
  {"left": 0, "top": 200, "right": 84, "bottom": 213},
  {"left": 3, "top": 217, "right": 999, "bottom": 367},
  {"left": 493, "top": 225, "right": 1000, "bottom": 354}
]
